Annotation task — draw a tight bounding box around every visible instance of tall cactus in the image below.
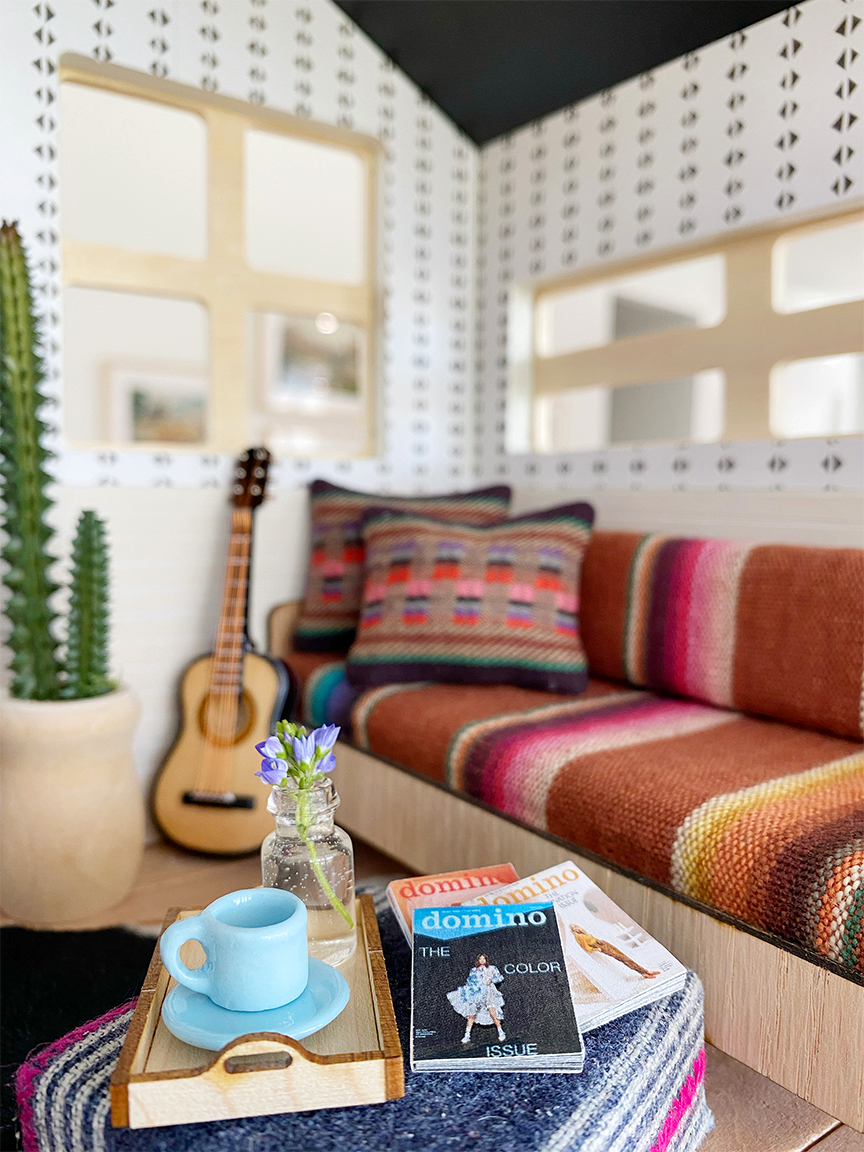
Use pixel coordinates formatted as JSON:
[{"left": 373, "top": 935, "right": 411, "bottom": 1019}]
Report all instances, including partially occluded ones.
[
  {"left": 62, "top": 510, "right": 113, "bottom": 699},
  {"left": 0, "top": 220, "right": 62, "bottom": 699}
]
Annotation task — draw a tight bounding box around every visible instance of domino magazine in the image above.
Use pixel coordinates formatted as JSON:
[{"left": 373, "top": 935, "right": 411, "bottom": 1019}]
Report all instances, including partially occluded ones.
[{"left": 411, "top": 901, "right": 584, "bottom": 1073}]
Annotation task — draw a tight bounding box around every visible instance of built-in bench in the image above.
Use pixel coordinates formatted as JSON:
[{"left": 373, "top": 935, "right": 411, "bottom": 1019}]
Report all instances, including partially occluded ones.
[{"left": 269, "top": 522, "right": 864, "bottom": 1130}]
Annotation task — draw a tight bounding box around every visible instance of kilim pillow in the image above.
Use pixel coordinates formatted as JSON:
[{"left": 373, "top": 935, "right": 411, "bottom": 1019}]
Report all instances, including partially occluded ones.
[
  {"left": 293, "top": 481, "right": 512, "bottom": 653},
  {"left": 345, "top": 502, "right": 595, "bottom": 693}
]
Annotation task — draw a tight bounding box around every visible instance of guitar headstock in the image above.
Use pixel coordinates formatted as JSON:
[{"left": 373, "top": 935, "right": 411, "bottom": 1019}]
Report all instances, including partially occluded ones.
[{"left": 231, "top": 447, "right": 270, "bottom": 509}]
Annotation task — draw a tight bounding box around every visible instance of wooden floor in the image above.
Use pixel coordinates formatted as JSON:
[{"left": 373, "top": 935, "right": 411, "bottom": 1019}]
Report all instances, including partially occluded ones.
[{"left": 2, "top": 840, "right": 862, "bottom": 1151}]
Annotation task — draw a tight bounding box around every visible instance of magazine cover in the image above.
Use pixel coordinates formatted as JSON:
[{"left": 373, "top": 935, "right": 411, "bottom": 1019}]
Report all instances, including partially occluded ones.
[
  {"left": 387, "top": 863, "right": 519, "bottom": 944},
  {"left": 411, "top": 901, "right": 584, "bottom": 1072},
  {"left": 468, "top": 861, "right": 687, "bottom": 1032}
]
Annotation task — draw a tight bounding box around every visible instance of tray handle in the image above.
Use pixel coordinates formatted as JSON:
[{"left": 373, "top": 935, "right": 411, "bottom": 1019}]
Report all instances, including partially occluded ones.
[{"left": 206, "top": 1033, "right": 315, "bottom": 1079}]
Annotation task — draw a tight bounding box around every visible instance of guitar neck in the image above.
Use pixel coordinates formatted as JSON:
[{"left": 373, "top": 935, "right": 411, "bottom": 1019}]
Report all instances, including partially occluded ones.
[{"left": 210, "top": 507, "right": 254, "bottom": 696}]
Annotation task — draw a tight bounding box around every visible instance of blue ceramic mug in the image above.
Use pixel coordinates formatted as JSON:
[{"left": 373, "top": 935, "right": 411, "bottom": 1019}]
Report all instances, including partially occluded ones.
[{"left": 160, "top": 888, "right": 308, "bottom": 1012}]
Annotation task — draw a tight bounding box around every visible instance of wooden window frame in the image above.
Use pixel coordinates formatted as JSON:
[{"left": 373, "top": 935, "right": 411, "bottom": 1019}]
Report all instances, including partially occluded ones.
[
  {"left": 58, "top": 53, "right": 381, "bottom": 456},
  {"left": 512, "top": 203, "right": 864, "bottom": 451}
]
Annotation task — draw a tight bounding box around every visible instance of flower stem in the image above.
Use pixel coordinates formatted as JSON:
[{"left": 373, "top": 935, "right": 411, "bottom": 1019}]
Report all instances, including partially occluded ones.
[
  {"left": 304, "top": 835, "right": 354, "bottom": 928},
  {"left": 296, "top": 787, "right": 353, "bottom": 929}
]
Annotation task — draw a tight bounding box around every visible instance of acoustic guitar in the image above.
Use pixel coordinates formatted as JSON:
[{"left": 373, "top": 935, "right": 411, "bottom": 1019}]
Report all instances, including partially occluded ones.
[{"left": 153, "top": 448, "right": 296, "bottom": 855}]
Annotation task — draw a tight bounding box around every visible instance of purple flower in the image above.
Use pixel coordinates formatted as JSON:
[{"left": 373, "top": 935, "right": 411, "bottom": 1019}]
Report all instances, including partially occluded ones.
[
  {"left": 255, "top": 758, "right": 286, "bottom": 785},
  {"left": 255, "top": 736, "right": 284, "bottom": 759},
  {"left": 313, "top": 724, "right": 340, "bottom": 755},
  {"left": 292, "top": 732, "right": 317, "bottom": 766},
  {"left": 319, "top": 750, "right": 337, "bottom": 773}
]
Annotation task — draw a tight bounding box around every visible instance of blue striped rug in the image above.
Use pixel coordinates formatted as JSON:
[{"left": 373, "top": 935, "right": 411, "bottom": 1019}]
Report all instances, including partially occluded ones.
[{"left": 17, "top": 887, "right": 713, "bottom": 1152}]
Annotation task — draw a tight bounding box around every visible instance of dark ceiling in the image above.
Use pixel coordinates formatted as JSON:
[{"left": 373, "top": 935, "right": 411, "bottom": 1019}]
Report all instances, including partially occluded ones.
[{"left": 335, "top": 1, "right": 794, "bottom": 144}]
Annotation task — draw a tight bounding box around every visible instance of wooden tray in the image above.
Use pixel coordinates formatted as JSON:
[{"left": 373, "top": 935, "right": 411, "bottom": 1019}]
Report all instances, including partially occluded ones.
[{"left": 110, "top": 894, "right": 404, "bottom": 1129}]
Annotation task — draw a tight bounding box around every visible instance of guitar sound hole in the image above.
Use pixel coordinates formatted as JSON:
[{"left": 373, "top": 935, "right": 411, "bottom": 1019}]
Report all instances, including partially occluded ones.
[
  {"left": 183, "top": 789, "right": 256, "bottom": 809},
  {"left": 197, "top": 689, "right": 256, "bottom": 746}
]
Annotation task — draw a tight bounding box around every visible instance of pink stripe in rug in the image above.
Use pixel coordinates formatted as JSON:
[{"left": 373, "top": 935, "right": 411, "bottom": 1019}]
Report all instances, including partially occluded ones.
[
  {"left": 15, "top": 999, "right": 137, "bottom": 1152},
  {"left": 651, "top": 1047, "right": 707, "bottom": 1152}
]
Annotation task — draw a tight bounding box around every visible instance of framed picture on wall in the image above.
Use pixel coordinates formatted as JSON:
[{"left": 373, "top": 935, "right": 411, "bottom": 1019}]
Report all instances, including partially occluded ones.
[
  {"left": 105, "top": 361, "right": 208, "bottom": 443},
  {"left": 250, "top": 311, "right": 369, "bottom": 456}
]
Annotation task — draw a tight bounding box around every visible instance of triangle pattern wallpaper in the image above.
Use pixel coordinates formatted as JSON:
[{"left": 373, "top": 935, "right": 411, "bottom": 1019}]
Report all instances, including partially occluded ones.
[{"left": 2, "top": 0, "right": 862, "bottom": 495}]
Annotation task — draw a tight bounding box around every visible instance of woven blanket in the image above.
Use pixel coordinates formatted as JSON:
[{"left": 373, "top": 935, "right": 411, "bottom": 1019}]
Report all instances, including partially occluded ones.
[
  {"left": 16, "top": 891, "right": 713, "bottom": 1152},
  {"left": 355, "top": 683, "right": 864, "bottom": 977}
]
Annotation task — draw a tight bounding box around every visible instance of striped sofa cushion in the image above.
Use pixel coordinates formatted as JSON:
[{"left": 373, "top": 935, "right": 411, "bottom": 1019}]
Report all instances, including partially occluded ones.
[
  {"left": 352, "top": 679, "right": 864, "bottom": 976},
  {"left": 580, "top": 533, "right": 864, "bottom": 740},
  {"left": 293, "top": 481, "right": 512, "bottom": 653}
]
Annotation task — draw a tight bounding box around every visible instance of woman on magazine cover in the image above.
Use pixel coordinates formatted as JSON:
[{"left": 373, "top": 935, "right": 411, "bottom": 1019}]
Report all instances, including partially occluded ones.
[
  {"left": 570, "top": 924, "right": 660, "bottom": 978},
  {"left": 447, "top": 954, "right": 506, "bottom": 1043}
]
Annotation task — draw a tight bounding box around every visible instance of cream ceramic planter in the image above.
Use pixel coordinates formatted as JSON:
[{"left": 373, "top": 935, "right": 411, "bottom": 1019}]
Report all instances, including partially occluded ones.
[{"left": 0, "top": 687, "right": 145, "bottom": 924}]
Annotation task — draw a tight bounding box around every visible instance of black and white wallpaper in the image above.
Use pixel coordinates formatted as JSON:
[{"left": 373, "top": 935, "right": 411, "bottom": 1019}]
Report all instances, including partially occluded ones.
[
  {"left": 1, "top": 0, "right": 476, "bottom": 495},
  {"left": 1, "top": 0, "right": 862, "bottom": 495},
  {"left": 475, "top": 0, "right": 864, "bottom": 492}
]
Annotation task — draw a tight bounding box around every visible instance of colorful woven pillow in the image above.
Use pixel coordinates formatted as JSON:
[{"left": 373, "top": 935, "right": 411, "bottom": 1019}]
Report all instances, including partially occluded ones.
[
  {"left": 293, "top": 481, "right": 512, "bottom": 653},
  {"left": 345, "top": 502, "right": 595, "bottom": 693}
]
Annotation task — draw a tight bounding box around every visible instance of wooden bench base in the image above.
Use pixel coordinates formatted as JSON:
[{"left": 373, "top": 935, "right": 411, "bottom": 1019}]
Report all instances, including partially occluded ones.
[{"left": 331, "top": 743, "right": 864, "bottom": 1131}]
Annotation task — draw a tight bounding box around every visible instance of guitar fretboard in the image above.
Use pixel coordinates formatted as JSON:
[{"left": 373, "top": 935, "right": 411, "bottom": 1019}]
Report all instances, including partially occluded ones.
[
  {"left": 210, "top": 507, "right": 253, "bottom": 694},
  {"left": 196, "top": 507, "right": 254, "bottom": 790}
]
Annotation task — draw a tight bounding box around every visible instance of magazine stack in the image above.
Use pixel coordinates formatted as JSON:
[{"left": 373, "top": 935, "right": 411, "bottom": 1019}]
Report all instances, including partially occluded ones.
[
  {"left": 410, "top": 901, "right": 585, "bottom": 1073},
  {"left": 468, "top": 861, "right": 687, "bottom": 1032}
]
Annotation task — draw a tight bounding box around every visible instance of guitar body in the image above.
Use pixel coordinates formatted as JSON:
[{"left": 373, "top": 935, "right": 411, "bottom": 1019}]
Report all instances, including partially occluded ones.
[{"left": 153, "top": 651, "right": 293, "bottom": 855}]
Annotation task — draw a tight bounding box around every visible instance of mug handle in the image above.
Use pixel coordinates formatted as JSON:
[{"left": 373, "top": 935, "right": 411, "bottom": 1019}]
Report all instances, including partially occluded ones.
[{"left": 160, "top": 915, "right": 213, "bottom": 997}]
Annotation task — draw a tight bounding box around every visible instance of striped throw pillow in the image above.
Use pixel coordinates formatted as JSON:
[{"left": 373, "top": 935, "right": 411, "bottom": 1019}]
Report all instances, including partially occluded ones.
[
  {"left": 293, "top": 481, "right": 511, "bottom": 653},
  {"left": 346, "top": 502, "right": 594, "bottom": 693}
]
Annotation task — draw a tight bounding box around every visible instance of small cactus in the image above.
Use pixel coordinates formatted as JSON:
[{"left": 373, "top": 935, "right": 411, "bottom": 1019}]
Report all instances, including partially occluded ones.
[
  {"left": 62, "top": 511, "right": 114, "bottom": 699},
  {"left": 1, "top": 222, "right": 115, "bottom": 700},
  {"left": 0, "top": 220, "right": 62, "bottom": 699}
]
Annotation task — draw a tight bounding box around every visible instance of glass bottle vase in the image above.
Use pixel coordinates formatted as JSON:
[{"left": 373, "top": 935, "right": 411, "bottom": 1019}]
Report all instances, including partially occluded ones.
[{"left": 261, "top": 776, "right": 356, "bottom": 965}]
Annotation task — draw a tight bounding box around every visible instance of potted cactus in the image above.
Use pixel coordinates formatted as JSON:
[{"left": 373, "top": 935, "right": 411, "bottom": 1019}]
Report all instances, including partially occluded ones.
[{"left": 0, "top": 221, "right": 144, "bottom": 925}]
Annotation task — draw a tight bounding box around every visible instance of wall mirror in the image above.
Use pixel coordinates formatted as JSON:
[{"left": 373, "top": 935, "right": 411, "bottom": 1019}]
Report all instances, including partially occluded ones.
[
  {"left": 57, "top": 55, "right": 379, "bottom": 454},
  {"left": 512, "top": 207, "right": 864, "bottom": 453}
]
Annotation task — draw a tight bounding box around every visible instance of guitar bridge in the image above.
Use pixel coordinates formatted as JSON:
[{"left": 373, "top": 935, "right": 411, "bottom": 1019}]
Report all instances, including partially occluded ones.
[{"left": 183, "top": 790, "right": 256, "bottom": 810}]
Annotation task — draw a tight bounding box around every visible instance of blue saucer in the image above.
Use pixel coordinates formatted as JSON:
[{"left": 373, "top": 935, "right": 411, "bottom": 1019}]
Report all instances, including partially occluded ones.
[{"left": 161, "top": 957, "right": 350, "bottom": 1051}]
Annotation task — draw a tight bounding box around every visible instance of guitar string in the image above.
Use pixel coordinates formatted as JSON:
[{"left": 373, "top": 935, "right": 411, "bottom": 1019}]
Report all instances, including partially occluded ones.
[
  {"left": 195, "top": 508, "right": 253, "bottom": 796},
  {"left": 203, "top": 513, "right": 250, "bottom": 795},
  {"left": 195, "top": 516, "right": 237, "bottom": 795},
  {"left": 212, "top": 510, "right": 251, "bottom": 795}
]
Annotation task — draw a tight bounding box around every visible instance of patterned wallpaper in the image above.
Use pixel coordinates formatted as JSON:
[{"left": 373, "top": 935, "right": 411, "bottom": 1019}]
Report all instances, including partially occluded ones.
[
  {"left": 0, "top": 0, "right": 476, "bottom": 494},
  {"left": 1, "top": 0, "right": 862, "bottom": 496},
  {"left": 475, "top": 0, "right": 864, "bottom": 492}
]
